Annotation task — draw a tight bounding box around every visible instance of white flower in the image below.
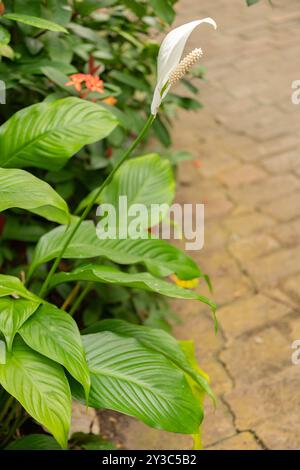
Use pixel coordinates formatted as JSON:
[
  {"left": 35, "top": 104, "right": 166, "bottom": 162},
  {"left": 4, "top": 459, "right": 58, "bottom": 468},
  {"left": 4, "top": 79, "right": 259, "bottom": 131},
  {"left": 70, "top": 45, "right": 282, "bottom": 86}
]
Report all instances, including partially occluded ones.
[{"left": 151, "top": 18, "right": 217, "bottom": 116}]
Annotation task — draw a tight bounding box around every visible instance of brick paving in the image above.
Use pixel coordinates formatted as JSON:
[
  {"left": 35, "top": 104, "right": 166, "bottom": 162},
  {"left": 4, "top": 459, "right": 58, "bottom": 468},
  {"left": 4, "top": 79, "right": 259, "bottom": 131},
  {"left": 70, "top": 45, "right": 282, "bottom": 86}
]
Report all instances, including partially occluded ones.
[{"left": 119, "top": 0, "right": 300, "bottom": 450}]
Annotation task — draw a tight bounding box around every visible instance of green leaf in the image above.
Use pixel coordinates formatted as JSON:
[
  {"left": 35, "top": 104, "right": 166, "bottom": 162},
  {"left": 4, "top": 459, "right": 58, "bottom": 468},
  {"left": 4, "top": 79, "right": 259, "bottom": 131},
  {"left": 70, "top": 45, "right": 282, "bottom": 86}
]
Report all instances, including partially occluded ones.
[
  {"left": 0, "top": 25, "right": 11, "bottom": 45},
  {"left": 0, "top": 339, "right": 71, "bottom": 448},
  {"left": 0, "top": 44, "right": 14, "bottom": 59},
  {"left": 0, "top": 97, "right": 118, "bottom": 170},
  {"left": 246, "top": 0, "right": 259, "bottom": 4},
  {"left": 153, "top": 116, "right": 171, "bottom": 147},
  {"left": 5, "top": 434, "right": 62, "bottom": 450},
  {"left": 83, "top": 319, "right": 215, "bottom": 402},
  {"left": 180, "top": 340, "right": 209, "bottom": 449},
  {"left": 19, "top": 304, "right": 90, "bottom": 400},
  {"left": 48, "top": 264, "right": 216, "bottom": 315},
  {"left": 70, "top": 432, "right": 116, "bottom": 450},
  {"left": 41, "top": 66, "right": 77, "bottom": 95},
  {"left": 0, "top": 298, "right": 40, "bottom": 351},
  {"left": 109, "top": 70, "right": 149, "bottom": 92},
  {"left": 0, "top": 168, "right": 70, "bottom": 224},
  {"left": 78, "top": 154, "right": 175, "bottom": 229},
  {"left": 150, "top": 0, "right": 175, "bottom": 24},
  {"left": 41, "top": 0, "right": 72, "bottom": 26},
  {"left": 0, "top": 339, "right": 6, "bottom": 364},
  {"left": 0, "top": 275, "right": 40, "bottom": 302},
  {"left": 73, "top": 331, "right": 203, "bottom": 433},
  {"left": 3, "top": 13, "right": 68, "bottom": 33},
  {"left": 29, "top": 220, "right": 202, "bottom": 281}
]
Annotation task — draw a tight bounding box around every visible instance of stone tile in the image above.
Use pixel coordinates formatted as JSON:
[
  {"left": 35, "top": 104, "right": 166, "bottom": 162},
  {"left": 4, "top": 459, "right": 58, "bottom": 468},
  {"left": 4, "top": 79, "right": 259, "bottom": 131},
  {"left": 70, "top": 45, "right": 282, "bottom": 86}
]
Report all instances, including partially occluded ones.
[
  {"left": 255, "top": 135, "right": 298, "bottom": 160},
  {"left": 225, "top": 366, "right": 300, "bottom": 430},
  {"left": 270, "top": 218, "right": 300, "bottom": 246},
  {"left": 231, "top": 175, "right": 300, "bottom": 207},
  {"left": 71, "top": 402, "right": 100, "bottom": 435},
  {"left": 219, "top": 294, "right": 291, "bottom": 340},
  {"left": 255, "top": 416, "right": 300, "bottom": 450},
  {"left": 221, "top": 327, "right": 291, "bottom": 385},
  {"left": 246, "top": 246, "right": 300, "bottom": 287},
  {"left": 261, "top": 192, "right": 300, "bottom": 222},
  {"left": 283, "top": 274, "right": 300, "bottom": 304},
  {"left": 207, "top": 432, "right": 262, "bottom": 450},
  {"left": 120, "top": 418, "right": 192, "bottom": 450},
  {"left": 223, "top": 212, "right": 275, "bottom": 238},
  {"left": 262, "top": 150, "right": 300, "bottom": 174},
  {"left": 228, "top": 234, "right": 279, "bottom": 263},
  {"left": 201, "top": 359, "right": 233, "bottom": 396},
  {"left": 202, "top": 401, "right": 236, "bottom": 448},
  {"left": 173, "top": 312, "right": 224, "bottom": 360},
  {"left": 217, "top": 164, "right": 267, "bottom": 188},
  {"left": 286, "top": 316, "right": 300, "bottom": 342}
]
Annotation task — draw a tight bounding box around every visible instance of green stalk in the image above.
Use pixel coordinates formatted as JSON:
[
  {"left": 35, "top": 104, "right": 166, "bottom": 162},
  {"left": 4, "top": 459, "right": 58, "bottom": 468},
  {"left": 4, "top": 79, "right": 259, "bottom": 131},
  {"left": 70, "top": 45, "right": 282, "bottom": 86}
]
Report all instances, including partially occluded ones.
[
  {"left": 69, "top": 282, "right": 93, "bottom": 317},
  {"left": 39, "top": 114, "right": 155, "bottom": 298}
]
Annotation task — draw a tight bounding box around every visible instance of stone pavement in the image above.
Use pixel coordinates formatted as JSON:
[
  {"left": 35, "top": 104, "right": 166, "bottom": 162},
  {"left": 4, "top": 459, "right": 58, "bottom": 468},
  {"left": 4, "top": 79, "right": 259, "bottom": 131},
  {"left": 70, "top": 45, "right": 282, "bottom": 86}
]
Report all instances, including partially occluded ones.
[{"left": 109, "top": 0, "right": 300, "bottom": 450}]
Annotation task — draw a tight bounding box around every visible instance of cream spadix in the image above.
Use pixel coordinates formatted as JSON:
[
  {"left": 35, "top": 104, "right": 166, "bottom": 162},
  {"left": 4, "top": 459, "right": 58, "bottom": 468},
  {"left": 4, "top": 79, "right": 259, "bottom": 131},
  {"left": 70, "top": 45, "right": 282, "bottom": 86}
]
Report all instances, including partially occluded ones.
[{"left": 151, "top": 18, "right": 217, "bottom": 116}]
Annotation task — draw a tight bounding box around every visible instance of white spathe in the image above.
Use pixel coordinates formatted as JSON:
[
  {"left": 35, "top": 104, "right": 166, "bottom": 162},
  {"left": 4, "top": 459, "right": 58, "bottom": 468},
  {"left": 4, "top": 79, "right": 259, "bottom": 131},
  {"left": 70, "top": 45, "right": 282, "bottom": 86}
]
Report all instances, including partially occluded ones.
[{"left": 151, "top": 18, "right": 217, "bottom": 116}]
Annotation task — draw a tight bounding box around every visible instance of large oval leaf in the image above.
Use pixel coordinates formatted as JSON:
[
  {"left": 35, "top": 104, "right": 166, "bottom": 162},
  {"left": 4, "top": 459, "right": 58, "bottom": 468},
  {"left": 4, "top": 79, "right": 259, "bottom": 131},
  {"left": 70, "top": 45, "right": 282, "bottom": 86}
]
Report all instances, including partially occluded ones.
[
  {"left": 0, "top": 339, "right": 71, "bottom": 448},
  {"left": 19, "top": 304, "right": 90, "bottom": 400},
  {"left": 0, "top": 298, "right": 40, "bottom": 351},
  {"left": 3, "top": 13, "right": 68, "bottom": 33},
  {"left": 0, "top": 97, "right": 118, "bottom": 170},
  {"left": 73, "top": 331, "right": 202, "bottom": 433},
  {"left": 83, "top": 319, "right": 214, "bottom": 401},
  {"left": 0, "top": 168, "right": 69, "bottom": 224},
  {"left": 78, "top": 154, "right": 175, "bottom": 230},
  {"left": 48, "top": 264, "right": 216, "bottom": 315},
  {"left": 28, "top": 220, "right": 201, "bottom": 280}
]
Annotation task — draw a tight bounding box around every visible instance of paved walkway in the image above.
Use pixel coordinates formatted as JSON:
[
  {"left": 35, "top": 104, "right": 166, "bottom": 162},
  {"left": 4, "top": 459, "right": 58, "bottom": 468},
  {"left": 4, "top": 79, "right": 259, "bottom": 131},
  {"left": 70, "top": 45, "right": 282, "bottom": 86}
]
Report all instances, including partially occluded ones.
[{"left": 112, "top": 0, "right": 300, "bottom": 450}]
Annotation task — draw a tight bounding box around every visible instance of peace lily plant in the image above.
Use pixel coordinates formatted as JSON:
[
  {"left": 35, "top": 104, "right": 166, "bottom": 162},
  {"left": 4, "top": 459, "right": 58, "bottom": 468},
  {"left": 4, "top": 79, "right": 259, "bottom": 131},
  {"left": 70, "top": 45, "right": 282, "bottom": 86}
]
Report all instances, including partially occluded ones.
[
  {"left": 39, "top": 17, "right": 218, "bottom": 298},
  {"left": 0, "top": 12, "right": 218, "bottom": 451}
]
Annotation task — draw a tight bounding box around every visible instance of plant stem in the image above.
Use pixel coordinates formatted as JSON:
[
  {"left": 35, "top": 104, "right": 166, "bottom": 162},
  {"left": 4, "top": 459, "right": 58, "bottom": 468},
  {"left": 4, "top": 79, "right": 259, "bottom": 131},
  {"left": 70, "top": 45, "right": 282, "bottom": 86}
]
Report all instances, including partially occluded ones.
[
  {"left": 61, "top": 282, "right": 81, "bottom": 311},
  {"left": 0, "top": 395, "right": 14, "bottom": 424},
  {"left": 69, "top": 282, "right": 93, "bottom": 317},
  {"left": 39, "top": 114, "right": 155, "bottom": 298}
]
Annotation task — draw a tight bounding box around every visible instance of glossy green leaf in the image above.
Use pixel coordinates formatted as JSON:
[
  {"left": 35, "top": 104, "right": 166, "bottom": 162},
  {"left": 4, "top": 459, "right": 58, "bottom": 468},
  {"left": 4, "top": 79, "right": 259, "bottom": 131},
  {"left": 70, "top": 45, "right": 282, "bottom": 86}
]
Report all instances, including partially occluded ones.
[
  {"left": 0, "top": 97, "right": 118, "bottom": 170},
  {"left": 73, "top": 331, "right": 203, "bottom": 433},
  {"left": 0, "top": 275, "right": 40, "bottom": 302},
  {"left": 28, "top": 220, "right": 201, "bottom": 281},
  {"left": 78, "top": 154, "right": 175, "bottom": 230},
  {"left": 0, "top": 168, "right": 70, "bottom": 224},
  {"left": 5, "top": 434, "right": 62, "bottom": 450},
  {"left": 0, "top": 298, "right": 40, "bottom": 350},
  {"left": 3, "top": 13, "right": 68, "bottom": 33},
  {"left": 48, "top": 264, "right": 216, "bottom": 315},
  {"left": 83, "top": 319, "right": 215, "bottom": 401},
  {"left": 19, "top": 304, "right": 90, "bottom": 399},
  {"left": 0, "top": 339, "right": 71, "bottom": 448}
]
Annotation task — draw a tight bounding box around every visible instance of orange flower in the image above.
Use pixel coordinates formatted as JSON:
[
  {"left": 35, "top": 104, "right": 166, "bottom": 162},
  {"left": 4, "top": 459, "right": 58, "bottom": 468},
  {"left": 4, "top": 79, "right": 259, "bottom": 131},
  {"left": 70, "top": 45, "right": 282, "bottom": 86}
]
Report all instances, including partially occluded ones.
[
  {"left": 85, "top": 74, "right": 104, "bottom": 93},
  {"left": 103, "top": 96, "right": 117, "bottom": 106},
  {"left": 65, "top": 73, "right": 104, "bottom": 94},
  {"left": 170, "top": 274, "right": 199, "bottom": 289},
  {"left": 65, "top": 73, "right": 86, "bottom": 92}
]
